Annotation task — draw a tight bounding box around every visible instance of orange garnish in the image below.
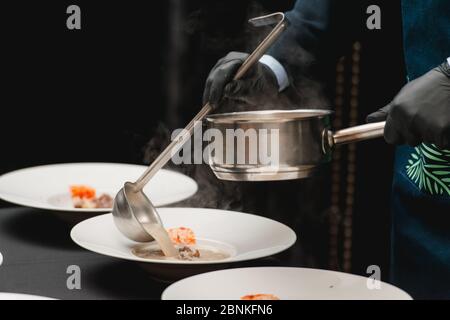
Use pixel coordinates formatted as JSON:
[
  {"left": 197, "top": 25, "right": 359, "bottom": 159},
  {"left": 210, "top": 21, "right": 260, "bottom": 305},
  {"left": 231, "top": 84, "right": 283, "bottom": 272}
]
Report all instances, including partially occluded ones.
[
  {"left": 70, "top": 185, "right": 96, "bottom": 199},
  {"left": 167, "top": 227, "right": 196, "bottom": 245},
  {"left": 241, "top": 294, "right": 280, "bottom": 300}
]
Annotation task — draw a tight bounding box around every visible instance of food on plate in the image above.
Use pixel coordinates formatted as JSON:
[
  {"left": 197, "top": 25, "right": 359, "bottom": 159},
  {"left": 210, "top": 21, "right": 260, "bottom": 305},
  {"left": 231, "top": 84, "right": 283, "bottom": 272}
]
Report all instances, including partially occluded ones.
[
  {"left": 241, "top": 294, "right": 280, "bottom": 300},
  {"left": 70, "top": 185, "right": 113, "bottom": 209},
  {"left": 93, "top": 194, "right": 114, "bottom": 208},
  {"left": 167, "top": 227, "right": 196, "bottom": 245},
  {"left": 131, "top": 226, "right": 230, "bottom": 261},
  {"left": 178, "top": 246, "right": 201, "bottom": 260}
]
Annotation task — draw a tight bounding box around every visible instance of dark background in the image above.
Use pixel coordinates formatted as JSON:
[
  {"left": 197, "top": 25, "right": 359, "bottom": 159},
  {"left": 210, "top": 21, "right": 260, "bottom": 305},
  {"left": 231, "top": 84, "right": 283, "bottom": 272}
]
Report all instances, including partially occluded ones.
[{"left": 1, "top": 1, "right": 405, "bottom": 280}]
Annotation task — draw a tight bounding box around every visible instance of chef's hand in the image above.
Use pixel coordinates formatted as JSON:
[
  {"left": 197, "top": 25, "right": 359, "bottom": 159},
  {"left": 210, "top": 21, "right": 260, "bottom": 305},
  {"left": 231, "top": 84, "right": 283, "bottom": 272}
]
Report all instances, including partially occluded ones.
[
  {"left": 203, "top": 52, "right": 280, "bottom": 109},
  {"left": 367, "top": 62, "right": 450, "bottom": 149}
]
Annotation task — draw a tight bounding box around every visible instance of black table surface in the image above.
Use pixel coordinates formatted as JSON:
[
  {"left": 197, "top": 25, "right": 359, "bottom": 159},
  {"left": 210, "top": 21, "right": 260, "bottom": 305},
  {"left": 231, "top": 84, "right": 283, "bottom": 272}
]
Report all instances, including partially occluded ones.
[{"left": 0, "top": 207, "right": 293, "bottom": 300}]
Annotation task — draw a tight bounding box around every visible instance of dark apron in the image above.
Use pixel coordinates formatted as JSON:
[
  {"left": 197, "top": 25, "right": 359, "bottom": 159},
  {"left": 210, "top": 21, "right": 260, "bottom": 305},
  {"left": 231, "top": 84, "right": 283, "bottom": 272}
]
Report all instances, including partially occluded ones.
[{"left": 391, "top": 0, "right": 450, "bottom": 299}]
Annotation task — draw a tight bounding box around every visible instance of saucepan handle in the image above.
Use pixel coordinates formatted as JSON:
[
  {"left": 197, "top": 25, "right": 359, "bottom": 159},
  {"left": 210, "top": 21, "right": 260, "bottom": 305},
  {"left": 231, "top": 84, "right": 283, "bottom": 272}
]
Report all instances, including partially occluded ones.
[{"left": 324, "top": 121, "right": 385, "bottom": 150}]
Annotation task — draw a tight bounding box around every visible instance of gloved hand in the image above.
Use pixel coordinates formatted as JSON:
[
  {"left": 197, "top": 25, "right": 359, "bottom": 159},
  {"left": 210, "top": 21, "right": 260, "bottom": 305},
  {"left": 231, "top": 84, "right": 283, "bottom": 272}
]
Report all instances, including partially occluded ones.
[
  {"left": 203, "top": 52, "right": 280, "bottom": 109},
  {"left": 367, "top": 62, "right": 450, "bottom": 149}
]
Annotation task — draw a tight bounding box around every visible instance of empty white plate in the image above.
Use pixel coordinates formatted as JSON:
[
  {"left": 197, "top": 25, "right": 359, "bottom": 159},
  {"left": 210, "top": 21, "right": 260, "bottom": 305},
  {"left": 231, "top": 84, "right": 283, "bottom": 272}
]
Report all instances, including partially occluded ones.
[
  {"left": 162, "top": 267, "right": 412, "bottom": 300},
  {"left": 0, "top": 163, "right": 197, "bottom": 212},
  {"left": 0, "top": 293, "right": 55, "bottom": 300},
  {"left": 70, "top": 208, "right": 296, "bottom": 280}
]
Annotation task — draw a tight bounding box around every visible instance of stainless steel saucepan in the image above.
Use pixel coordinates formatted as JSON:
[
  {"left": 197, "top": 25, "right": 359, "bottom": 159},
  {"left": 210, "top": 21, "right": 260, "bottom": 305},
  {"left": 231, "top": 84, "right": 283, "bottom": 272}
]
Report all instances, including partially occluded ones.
[{"left": 205, "top": 109, "right": 385, "bottom": 181}]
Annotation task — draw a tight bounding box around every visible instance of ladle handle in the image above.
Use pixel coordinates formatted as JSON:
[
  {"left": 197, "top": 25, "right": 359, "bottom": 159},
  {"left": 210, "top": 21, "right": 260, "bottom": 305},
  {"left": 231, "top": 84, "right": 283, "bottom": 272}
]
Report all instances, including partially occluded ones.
[
  {"left": 134, "top": 13, "right": 289, "bottom": 191},
  {"left": 330, "top": 121, "right": 386, "bottom": 147},
  {"left": 134, "top": 103, "right": 212, "bottom": 190},
  {"left": 233, "top": 14, "right": 288, "bottom": 80}
]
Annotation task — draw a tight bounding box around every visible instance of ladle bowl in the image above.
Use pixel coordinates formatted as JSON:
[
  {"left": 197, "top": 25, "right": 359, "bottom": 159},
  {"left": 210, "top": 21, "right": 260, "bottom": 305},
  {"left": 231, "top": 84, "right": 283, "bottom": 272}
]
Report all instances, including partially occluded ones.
[{"left": 112, "top": 182, "right": 162, "bottom": 242}]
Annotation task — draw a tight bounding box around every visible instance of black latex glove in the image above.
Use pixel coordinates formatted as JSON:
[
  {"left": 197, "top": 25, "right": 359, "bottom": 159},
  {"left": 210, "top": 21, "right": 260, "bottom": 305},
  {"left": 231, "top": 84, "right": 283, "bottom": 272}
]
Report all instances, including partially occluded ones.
[
  {"left": 203, "top": 52, "right": 280, "bottom": 109},
  {"left": 367, "top": 62, "right": 450, "bottom": 149}
]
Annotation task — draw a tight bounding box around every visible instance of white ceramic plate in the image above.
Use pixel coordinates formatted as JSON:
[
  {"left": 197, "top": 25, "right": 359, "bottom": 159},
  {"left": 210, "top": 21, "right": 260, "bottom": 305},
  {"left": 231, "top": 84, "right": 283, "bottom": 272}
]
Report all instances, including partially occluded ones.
[
  {"left": 0, "top": 293, "right": 55, "bottom": 300},
  {"left": 70, "top": 208, "right": 296, "bottom": 280},
  {"left": 0, "top": 163, "right": 197, "bottom": 212},
  {"left": 162, "top": 267, "right": 412, "bottom": 300}
]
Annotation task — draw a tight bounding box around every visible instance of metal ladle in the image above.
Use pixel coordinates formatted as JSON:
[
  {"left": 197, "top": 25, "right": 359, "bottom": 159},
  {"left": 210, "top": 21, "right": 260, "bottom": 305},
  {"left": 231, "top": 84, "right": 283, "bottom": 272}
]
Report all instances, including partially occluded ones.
[{"left": 112, "top": 12, "right": 289, "bottom": 242}]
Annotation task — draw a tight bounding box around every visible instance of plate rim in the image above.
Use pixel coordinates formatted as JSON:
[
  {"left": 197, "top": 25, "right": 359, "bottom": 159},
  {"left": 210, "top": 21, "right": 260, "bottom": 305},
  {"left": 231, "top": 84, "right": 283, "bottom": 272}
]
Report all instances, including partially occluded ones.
[
  {"left": 70, "top": 208, "right": 297, "bottom": 265},
  {"left": 0, "top": 292, "right": 56, "bottom": 300},
  {"left": 0, "top": 162, "right": 198, "bottom": 212},
  {"left": 161, "top": 266, "right": 413, "bottom": 300}
]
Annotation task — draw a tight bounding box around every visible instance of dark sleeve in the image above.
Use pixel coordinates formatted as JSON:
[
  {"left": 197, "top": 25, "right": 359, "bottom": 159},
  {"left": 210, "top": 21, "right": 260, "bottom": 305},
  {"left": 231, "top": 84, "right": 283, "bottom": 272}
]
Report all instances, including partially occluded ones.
[{"left": 269, "top": 0, "right": 364, "bottom": 78}]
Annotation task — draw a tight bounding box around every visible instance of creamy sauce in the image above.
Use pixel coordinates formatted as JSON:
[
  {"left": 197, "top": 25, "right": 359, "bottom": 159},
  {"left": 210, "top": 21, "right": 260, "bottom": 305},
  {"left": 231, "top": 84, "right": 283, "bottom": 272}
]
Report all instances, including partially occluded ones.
[
  {"left": 140, "top": 223, "right": 179, "bottom": 258},
  {"left": 132, "top": 243, "right": 230, "bottom": 262}
]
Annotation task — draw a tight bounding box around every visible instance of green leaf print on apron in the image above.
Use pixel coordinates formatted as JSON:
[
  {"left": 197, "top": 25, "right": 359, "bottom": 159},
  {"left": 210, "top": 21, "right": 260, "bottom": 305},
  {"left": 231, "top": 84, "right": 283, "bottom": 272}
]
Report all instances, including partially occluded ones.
[{"left": 405, "top": 144, "right": 450, "bottom": 196}]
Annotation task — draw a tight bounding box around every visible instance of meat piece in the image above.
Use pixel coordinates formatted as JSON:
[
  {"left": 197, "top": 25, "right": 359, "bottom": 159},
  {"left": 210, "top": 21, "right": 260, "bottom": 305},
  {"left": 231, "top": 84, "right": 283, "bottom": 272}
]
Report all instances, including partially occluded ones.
[
  {"left": 178, "top": 246, "right": 200, "bottom": 260},
  {"left": 93, "top": 194, "right": 113, "bottom": 208},
  {"left": 72, "top": 197, "right": 97, "bottom": 209}
]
